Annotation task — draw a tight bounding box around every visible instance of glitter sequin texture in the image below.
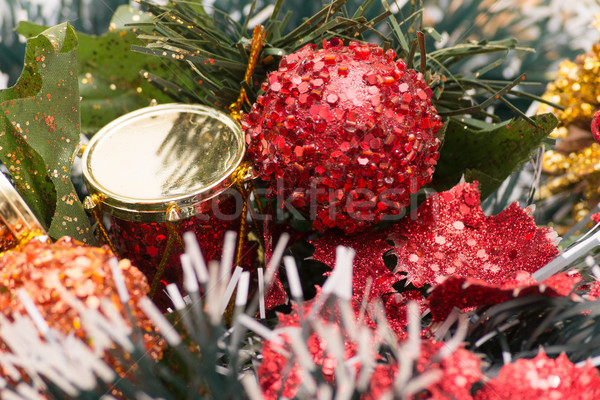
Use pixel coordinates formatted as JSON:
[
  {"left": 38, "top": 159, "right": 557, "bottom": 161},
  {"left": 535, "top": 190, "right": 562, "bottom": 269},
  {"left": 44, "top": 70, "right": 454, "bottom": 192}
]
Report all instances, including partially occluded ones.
[
  {"left": 593, "top": 110, "right": 600, "bottom": 144},
  {"left": 475, "top": 352, "right": 600, "bottom": 400},
  {"left": 257, "top": 294, "right": 482, "bottom": 400},
  {"left": 392, "top": 182, "right": 559, "bottom": 287},
  {"left": 244, "top": 38, "right": 442, "bottom": 234},
  {"left": 428, "top": 271, "right": 580, "bottom": 322},
  {"left": 0, "top": 237, "right": 163, "bottom": 371},
  {"left": 110, "top": 193, "right": 254, "bottom": 309},
  {"left": 312, "top": 230, "right": 398, "bottom": 306},
  {"left": 364, "top": 339, "right": 483, "bottom": 400},
  {"left": 417, "top": 339, "right": 482, "bottom": 400},
  {"left": 311, "top": 230, "right": 426, "bottom": 337},
  {"left": 366, "top": 340, "right": 482, "bottom": 400},
  {"left": 258, "top": 295, "right": 358, "bottom": 399}
]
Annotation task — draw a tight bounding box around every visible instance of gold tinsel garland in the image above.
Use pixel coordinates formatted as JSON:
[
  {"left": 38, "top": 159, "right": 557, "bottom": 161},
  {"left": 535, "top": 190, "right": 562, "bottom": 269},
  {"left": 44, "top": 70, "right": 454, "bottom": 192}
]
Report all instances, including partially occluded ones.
[{"left": 538, "top": 27, "right": 600, "bottom": 226}]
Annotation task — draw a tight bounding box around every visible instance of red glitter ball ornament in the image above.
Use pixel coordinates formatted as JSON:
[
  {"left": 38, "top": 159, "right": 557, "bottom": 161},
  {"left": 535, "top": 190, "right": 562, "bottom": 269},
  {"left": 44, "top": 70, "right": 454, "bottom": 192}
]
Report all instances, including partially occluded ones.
[
  {"left": 244, "top": 38, "right": 442, "bottom": 234},
  {"left": 364, "top": 339, "right": 482, "bottom": 400},
  {"left": 475, "top": 352, "right": 600, "bottom": 400},
  {"left": 588, "top": 280, "right": 600, "bottom": 300},
  {"left": 257, "top": 292, "right": 358, "bottom": 400},
  {"left": 417, "top": 339, "right": 482, "bottom": 400}
]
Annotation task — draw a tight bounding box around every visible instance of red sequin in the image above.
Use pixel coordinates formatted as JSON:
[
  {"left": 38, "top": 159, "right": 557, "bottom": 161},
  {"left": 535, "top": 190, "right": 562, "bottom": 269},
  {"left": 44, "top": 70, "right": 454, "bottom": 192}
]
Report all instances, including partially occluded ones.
[
  {"left": 391, "top": 182, "right": 559, "bottom": 287},
  {"left": 0, "top": 237, "right": 164, "bottom": 370},
  {"left": 244, "top": 39, "right": 442, "bottom": 234},
  {"left": 418, "top": 339, "right": 482, "bottom": 400},
  {"left": 365, "top": 340, "right": 482, "bottom": 400},
  {"left": 475, "top": 352, "right": 600, "bottom": 400},
  {"left": 257, "top": 294, "right": 358, "bottom": 399},
  {"left": 588, "top": 281, "right": 600, "bottom": 300},
  {"left": 311, "top": 231, "right": 427, "bottom": 338},
  {"left": 111, "top": 193, "right": 256, "bottom": 309}
]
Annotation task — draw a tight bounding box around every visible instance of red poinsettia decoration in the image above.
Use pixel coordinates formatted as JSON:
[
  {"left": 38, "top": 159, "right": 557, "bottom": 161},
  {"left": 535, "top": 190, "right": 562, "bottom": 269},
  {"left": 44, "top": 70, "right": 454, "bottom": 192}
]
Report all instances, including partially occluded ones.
[
  {"left": 311, "top": 182, "right": 560, "bottom": 333},
  {"left": 428, "top": 271, "right": 580, "bottom": 321},
  {"left": 475, "top": 351, "right": 600, "bottom": 399},
  {"left": 391, "top": 182, "right": 559, "bottom": 287}
]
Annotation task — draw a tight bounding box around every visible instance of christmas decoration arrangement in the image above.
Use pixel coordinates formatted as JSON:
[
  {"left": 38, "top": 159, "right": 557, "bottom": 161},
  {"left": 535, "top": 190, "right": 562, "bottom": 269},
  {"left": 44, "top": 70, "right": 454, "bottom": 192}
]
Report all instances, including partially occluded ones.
[{"left": 4, "top": 0, "right": 600, "bottom": 399}]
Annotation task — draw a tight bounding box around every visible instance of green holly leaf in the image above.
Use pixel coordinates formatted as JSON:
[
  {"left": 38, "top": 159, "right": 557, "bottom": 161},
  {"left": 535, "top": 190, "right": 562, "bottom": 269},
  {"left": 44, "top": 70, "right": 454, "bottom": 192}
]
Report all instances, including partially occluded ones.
[
  {"left": 0, "top": 23, "right": 95, "bottom": 244},
  {"left": 431, "top": 113, "right": 559, "bottom": 199},
  {"left": 17, "top": 7, "right": 171, "bottom": 136}
]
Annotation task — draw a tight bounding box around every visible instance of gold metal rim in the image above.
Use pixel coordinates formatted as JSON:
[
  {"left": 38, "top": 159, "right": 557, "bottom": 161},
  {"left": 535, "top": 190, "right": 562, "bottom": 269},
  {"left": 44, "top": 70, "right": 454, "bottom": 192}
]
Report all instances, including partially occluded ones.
[{"left": 81, "top": 103, "right": 246, "bottom": 223}]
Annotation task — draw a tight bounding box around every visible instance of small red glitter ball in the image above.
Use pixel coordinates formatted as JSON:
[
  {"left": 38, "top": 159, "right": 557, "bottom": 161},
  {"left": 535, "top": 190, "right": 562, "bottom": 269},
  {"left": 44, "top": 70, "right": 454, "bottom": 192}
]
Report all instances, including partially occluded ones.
[{"left": 244, "top": 38, "right": 442, "bottom": 234}]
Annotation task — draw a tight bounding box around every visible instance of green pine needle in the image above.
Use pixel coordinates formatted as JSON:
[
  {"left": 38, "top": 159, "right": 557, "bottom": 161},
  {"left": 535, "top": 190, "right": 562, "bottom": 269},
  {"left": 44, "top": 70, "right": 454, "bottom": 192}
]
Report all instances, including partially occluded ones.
[{"left": 132, "top": 0, "right": 559, "bottom": 125}]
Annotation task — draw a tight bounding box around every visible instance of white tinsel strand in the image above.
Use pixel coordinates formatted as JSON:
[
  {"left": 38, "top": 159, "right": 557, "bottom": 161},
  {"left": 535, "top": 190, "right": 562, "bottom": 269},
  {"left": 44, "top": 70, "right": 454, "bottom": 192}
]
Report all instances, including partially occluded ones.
[
  {"left": 183, "top": 231, "right": 209, "bottom": 284},
  {"left": 533, "top": 228, "right": 600, "bottom": 280}
]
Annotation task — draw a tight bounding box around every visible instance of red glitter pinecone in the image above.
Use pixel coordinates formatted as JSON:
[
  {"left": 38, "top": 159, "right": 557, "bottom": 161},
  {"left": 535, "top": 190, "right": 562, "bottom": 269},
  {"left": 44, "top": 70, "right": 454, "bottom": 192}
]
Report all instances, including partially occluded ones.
[{"left": 244, "top": 38, "right": 442, "bottom": 234}]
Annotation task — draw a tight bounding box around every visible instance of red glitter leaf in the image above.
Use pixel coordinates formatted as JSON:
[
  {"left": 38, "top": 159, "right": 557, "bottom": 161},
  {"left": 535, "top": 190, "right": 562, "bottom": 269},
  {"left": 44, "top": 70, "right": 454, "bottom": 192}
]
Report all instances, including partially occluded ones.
[
  {"left": 264, "top": 277, "right": 287, "bottom": 310},
  {"left": 392, "top": 182, "right": 559, "bottom": 287},
  {"left": 429, "top": 271, "right": 580, "bottom": 322},
  {"left": 311, "top": 230, "right": 423, "bottom": 337},
  {"left": 474, "top": 352, "right": 600, "bottom": 400},
  {"left": 382, "top": 289, "right": 427, "bottom": 338},
  {"left": 312, "top": 231, "right": 397, "bottom": 300}
]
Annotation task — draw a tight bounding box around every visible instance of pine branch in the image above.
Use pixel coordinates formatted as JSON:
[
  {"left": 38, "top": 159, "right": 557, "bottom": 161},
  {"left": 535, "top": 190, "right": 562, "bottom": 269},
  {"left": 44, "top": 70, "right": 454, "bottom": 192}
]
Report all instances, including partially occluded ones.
[
  {"left": 132, "top": 0, "right": 559, "bottom": 125},
  {"left": 464, "top": 285, "right": 600, "bottom": 374}
]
